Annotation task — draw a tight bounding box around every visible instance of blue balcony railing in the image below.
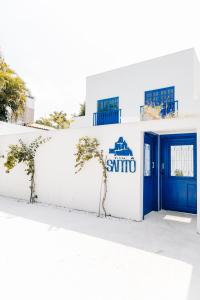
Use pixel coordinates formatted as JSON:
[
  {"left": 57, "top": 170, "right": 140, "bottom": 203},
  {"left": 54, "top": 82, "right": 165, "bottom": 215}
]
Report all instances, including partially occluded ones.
[
  {"left": 140, "top": 100, "right": 178, "bottom": 121},
  {"left": 93, "top": 109, "right": 122, "bottom": 126}
]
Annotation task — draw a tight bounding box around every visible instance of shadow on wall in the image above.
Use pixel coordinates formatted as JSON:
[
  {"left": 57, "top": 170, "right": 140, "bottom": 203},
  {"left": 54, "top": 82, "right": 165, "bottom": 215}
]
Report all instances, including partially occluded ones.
[{"left": 0, "top": 195, "right": 199, "bottom": 300}]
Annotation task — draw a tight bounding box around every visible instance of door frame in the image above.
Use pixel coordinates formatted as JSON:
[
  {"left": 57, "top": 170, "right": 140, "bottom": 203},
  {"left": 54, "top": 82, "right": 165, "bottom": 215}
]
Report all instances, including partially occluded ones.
[
  {"left": 143, "top": 132, "right": 197, "bottom": 217},
  {"left": 143, "top": 132, "right": 159, "bottom": 217},
  {"left": 160, "top": 133, "right": 197, "bottom": 214}
]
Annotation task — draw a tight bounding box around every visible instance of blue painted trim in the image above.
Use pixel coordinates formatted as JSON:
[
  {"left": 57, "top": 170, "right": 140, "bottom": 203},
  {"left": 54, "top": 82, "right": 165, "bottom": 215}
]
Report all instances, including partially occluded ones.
[
  {"left": 160, "top": 133, "right": 197, "bottom": 214},
  {"left": 119, "top": 108, "right": 122, "bottom": 123},
  {"left": 141, "top": 86, "right": 178, "bottom": 120},
  {"left": 93, "top": 109, "right": 121, "bottom": 126},
  {"left": 97, "top": 97, "right": 119, "bottom": 112},
  {"left": 160, "top": 133, "right": 196, "bottom": 140},
  {"left": 145, "top": 86, "right": 175, "bottom": 106},
  {"left": 93, "top": 97, "right": 121, "bottom": 126},
  {"left": 143, "top": 132, "right": 159, "bottom": 217}
]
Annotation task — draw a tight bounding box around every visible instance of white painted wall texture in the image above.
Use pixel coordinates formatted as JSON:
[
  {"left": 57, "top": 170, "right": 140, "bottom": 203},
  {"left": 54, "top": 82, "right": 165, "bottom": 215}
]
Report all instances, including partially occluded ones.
[
  {"left": 0, "top": 125, "right": 143, "bottom": 220},
  {"left": 0, "top": 116, "right": 200, "bottom": 225},
  {"left": 84, "top": 49, "right": 200, "bottom": 125}
]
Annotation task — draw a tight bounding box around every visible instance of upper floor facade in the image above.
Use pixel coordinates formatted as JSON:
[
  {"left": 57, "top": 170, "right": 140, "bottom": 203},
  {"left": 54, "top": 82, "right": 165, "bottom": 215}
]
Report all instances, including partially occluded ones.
[{"left": 72, "top": 49, "right": 200, "bottom": 128}]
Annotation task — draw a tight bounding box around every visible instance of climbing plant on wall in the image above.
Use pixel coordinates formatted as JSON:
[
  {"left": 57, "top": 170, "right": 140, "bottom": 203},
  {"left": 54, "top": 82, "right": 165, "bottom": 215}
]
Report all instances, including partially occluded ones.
[
  {"left": 4, "top": 136, "right": 51, "bottom": 203},
  {"left": 74, "top": 136, "right": 108, "bottom": 217}
]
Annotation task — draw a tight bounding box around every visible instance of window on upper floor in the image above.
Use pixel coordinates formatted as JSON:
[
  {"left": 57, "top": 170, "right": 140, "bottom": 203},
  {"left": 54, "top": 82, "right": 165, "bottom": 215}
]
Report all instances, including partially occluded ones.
[
  {"left": 97, "top": 97, "right": 119, "bottom": 112},
  {"left": 140, "top": 86, "right": 178, "bottom": 121},
  {"left": 145, "top": 86, "right": 175, "bottom": 106},
  {"left": 93, "top": 97, "right": 121, "bottom": 126}
]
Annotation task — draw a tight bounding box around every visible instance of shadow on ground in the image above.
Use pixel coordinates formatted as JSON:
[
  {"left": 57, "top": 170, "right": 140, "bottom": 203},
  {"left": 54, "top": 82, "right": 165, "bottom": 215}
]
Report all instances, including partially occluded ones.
[{"left": 0, "top": 195, "right": 199, "bottom": 299}]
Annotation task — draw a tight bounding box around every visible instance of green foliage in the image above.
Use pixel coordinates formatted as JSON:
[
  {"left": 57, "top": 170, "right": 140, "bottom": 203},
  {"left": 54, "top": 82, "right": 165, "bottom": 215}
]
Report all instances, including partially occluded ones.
[
  {"left": 73, "top": 102, "right": 86, "bottom": 117},
  {"left": 75, "top": 136, "right": 107, "bottom": 216},
  {"left": 78, "top": 102, "right": 85, "bottom": 116},
  {"left": 35, "top": 117, "right": 53, "bottom": 128},
  {"left": 36, "top": 111, "right": 72, "bottom": 129},
  {"left": 174, "top": 169, "right": 183, "bottom": 176},
  {"left": 0, "top": 55, "right": 31, "bottom": 122},
  {"left": 4, "top": 136, "right": 51, "bottom": 203}
]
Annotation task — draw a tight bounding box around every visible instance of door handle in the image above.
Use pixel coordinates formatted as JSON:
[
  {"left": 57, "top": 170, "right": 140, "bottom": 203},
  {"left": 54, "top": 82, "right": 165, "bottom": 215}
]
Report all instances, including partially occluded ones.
[
  {"left": 161, "top": 163, "right": 164, "bottom": 175},
  {"left": 152, "top": 162, "right": 155, "bottom": 169}
]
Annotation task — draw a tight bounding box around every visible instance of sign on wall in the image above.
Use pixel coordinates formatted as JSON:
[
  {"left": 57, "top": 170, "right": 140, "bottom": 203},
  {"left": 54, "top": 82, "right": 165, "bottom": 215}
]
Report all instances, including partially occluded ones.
[{"left": 106, "top": 137, "right": 136, "bottom": 173}]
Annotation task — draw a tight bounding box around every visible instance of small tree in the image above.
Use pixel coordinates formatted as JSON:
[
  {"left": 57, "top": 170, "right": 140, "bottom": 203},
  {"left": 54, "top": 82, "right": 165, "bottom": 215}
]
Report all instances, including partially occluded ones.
[
  {"left": 4, "top": 136, "right": 51, "bottom": 203},
  {"left": 77, "top": 102, "right": 85, "bottom": 116},
  {"left": 73, "top": 102, "right": 86, "bottom": 117},
  {"left": 0, "top": 55, "right": 32, "bottom": 122},
  {"left": 35, "top": 117, "right": 53, "bottom": 128},
  {"left": 36, "top": 111, "right": 72, "bottom": 129},
  {"left": 74, "top": 136, "right": 108, "bottom": 217}
]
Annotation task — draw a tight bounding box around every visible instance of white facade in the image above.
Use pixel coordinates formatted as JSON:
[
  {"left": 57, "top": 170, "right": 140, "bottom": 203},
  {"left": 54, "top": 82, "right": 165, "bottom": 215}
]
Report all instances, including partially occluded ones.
[
  {"left": 0, "top": 126, "right": 142, "bottom": 220},
  {"left": 0, "top": 49, "right": 200, "bottom": 232},
  {"left": 71, "top": 48, "right": 200, "bottom": 127},
  {"left": 12, "top": 97, "right": 35, "bottom": 125}
]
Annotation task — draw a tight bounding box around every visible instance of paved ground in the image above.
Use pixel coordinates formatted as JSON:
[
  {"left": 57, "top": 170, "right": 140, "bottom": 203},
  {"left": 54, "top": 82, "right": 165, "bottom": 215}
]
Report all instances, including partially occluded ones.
[{"left": 0, "top": 196, "right": 199, "bottom": 300}]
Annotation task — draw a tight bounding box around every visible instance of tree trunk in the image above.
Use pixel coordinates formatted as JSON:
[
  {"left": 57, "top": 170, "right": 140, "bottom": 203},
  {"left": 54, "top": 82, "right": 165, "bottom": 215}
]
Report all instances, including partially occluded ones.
[
  {"left": 101, "top": 157, "right": 108, "bottom": 217},
  {"left": 30, "top": 172, "right": 35, "bottom": 203},
  {"left": 102, "top": 178, "right": 107, "bottom": 217},
  {"left": 98, "top": 174, "right": 103, "bottom": 217}
]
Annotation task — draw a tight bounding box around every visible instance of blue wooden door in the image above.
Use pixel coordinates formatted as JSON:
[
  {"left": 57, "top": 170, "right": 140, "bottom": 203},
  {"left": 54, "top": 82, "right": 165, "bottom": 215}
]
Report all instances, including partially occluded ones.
[
  {"left": 143, "top": 133, "right": 158, "bottom": 216},
  {"left": 161, "top": 134, "right": 197, "bottom": 214}
]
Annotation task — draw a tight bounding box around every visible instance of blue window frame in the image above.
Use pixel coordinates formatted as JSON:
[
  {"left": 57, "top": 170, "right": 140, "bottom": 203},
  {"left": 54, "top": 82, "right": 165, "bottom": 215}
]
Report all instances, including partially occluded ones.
[
  {"left": 97, "top": 97, "right": 119, "bottom": 112},
  {"left": 145, "top": 86, "right": 175, "bottom": 106},
  {"left": 93, "top": 97, "right": 121, "bottom": 126},
  {"left": 140, "top": 86, "right": 178, "bottom": 120}
]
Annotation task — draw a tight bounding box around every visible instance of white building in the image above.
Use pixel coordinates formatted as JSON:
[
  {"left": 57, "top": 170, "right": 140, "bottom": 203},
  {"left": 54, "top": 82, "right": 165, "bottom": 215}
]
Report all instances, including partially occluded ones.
[
  {"left": 7, "top": 97, "right": 35, "bottom": 125},
  {"left": 16, "top": 97, "right": 35, "bottom": 124},
  {"left": 1, "top": 49, "right": 200, "bottom": 232}
]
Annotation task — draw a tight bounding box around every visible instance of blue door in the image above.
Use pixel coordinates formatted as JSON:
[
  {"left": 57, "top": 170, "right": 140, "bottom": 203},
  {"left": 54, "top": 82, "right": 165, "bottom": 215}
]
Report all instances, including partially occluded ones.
[
  {"left": 161, "top": 134, "right": 197, "bottom": 214},
  {"left": 143, "top": 133, "right": 158, "bottom": 216}
]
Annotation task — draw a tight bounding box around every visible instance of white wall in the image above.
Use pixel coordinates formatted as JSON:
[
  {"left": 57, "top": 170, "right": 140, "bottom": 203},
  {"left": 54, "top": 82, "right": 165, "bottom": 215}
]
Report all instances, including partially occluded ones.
[
  {"left": 0, "top": 125, "right": 143, "bottom": 221},
  {"left": 0, "top": 116, "right": 200, "bottom": 226},
  {"left": 193, "top": 51, "right": 200, "bottom": 105},
  {"left": 35, "top": 124, "right": 144, "bottom": 220},
  {"left": 0, "top": 121, "right": 42, "bottom": 135},
  {"left": 71, "top": 116, "right": 91, "bottom": 128},
  {"left": 86, "top": 49, "right": 200, "bottom": 124},
  {"left": 25, "top": 97, "right": 35, "bottom": 110}
]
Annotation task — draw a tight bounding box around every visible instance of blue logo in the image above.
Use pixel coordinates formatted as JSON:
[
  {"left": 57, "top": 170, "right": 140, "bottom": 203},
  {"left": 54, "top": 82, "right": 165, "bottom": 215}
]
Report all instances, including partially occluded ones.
[
  {"left": 107, "top": 137, "right": 136, "bottom": 173},
  {"left": 109, "top": 137, "right": 133, "bottom": 156}
]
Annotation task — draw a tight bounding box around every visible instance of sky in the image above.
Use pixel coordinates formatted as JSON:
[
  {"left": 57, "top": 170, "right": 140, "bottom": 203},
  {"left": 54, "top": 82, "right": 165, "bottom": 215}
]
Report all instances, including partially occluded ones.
[{"left": 0, "top": 0, "right": 200, "bottom": 119}]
